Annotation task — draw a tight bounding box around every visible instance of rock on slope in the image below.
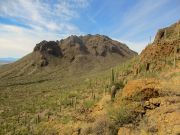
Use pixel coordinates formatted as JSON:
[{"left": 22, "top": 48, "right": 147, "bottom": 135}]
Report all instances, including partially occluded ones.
[
  {"left": 0, "top": 34, "right": 137, "bottom": 78},
  {"left": 117, "top": 73, "right": 180, "bottom": 135}
]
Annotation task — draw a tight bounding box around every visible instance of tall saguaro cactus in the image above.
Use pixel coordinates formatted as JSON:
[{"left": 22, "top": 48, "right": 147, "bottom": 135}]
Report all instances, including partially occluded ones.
[
  {"left": 164, "top": 29, "right": 167, "bottom": 39},
  {"left": 74, "top": 97, "right": 77, "bottom": 110},
  {"left": 174, "top": 46, "right": 177, "bottom": 68},
  {"left": 111, "top": 68, "right": 115, "bottom": 85}
]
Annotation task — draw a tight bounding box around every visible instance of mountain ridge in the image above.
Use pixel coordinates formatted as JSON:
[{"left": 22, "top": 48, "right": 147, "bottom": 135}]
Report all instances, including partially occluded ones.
[{"left": 0, "top": 34, "right": 137, "bottom": 78}]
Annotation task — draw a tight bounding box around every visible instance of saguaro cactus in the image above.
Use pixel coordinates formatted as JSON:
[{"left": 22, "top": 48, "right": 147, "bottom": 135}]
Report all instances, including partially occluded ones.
[
  {"left": 174, "top": 46, "right": 177, "bottom": 68},
  {"left": 111, "top": 68, "right": 115, "bottom": 85},
  {"left": 12, "top": 126, "right": 16, "bottom": 135},
  {"left": 111, "top": 85, "right": 116, "bottom": 101},
  {"left": 36, "top": 114, "right": 40, "bottom": 124},
  {"left": 164, "top": 29, "right": 167, "bottom": 39},
  {"left": 59, "top": 101, "right": 62, "bottom": 112},
  {"left": 74, "top": 97, "right": 77, "bottom": 110},
  {"left": 93, "top": 93, "right": 96, "bottom": 100},
  {"left": 70, "top": 98, "right": 73, "bottom": 107}
]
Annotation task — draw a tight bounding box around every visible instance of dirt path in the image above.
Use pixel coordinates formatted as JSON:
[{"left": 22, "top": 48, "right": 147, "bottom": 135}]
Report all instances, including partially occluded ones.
[{"left": 90, "top": 94, "right": 111, "bottom": 118}]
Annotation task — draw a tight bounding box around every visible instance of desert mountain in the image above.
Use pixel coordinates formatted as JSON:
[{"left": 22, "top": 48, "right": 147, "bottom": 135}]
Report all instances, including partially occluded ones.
[{"left": 0, "top": 34, "right": 137, "bottom": 78}]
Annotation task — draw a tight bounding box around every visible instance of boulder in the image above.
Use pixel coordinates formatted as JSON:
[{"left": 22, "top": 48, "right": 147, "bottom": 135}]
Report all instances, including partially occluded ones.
[{"left": 122, "top": 79, "right": 160, "bottom": 101}]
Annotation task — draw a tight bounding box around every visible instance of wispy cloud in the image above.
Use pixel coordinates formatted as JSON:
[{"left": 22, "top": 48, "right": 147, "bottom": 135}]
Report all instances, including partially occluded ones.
[
  {"left": 0, "top": 0, "right": 89, "bottom": 32},
  {"left": 0, "top": 0, "right": 89, "bottom": 57},
  {"left": 0, "top": 24, "right": 69, "bottom": 57},
  {"left": 113, "top": 0, "right": 170, "bottom": 36},
  {"left": 111, "top": 0, "right": 180, "bottom": 53}
]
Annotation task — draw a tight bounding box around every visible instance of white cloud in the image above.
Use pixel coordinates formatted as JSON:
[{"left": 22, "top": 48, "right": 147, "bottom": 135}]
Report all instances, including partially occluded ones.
[
  {"left": 0, "top": 0, "right": 89, "bottom": 32},
  {"left": 0, "top": 0, "right": 89, "bottom": 57},
  {"left": 0, "top": 24, "right": 70, "bottom": 57}
]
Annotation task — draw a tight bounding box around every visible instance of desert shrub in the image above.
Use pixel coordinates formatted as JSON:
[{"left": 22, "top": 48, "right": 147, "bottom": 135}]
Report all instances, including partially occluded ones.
[
  {"left": 68, "top": 92, "right": 78, "bottom": 98},
  {"left": 108, "top": 103, "right": 136, "bottom": 127},
  {"left": 83, "top": 100, "right": 95, "bottom": 109},
  {"left": 166, "top": 58, "right": 173, "bottom": 66},
  {"left": 61, "top": 98, "right": 71, "bottom": 107},
  {"left": 115, "top": 81, "right": 124, "bottom": 89},
  {"left": 15, "top": 126, "right": 29, "bottom": 135},
  {"left": 167, "top": 71, "right": 180, "bottom": 79},
  {"left": 92, "top": 117, "right": 118, "bottom": 135},
  {"left": 141, "top": 71, "right": 159, "bottom": 78},
  {"left": 81, "top": 117, "right": 118, "bottom": 135},
  {"left": 81, "top": 125, "right": 93, "bottom": 135},
  {"left": 61, "top": 115, "right": 72, "bottom": 124},
  {"left": 36, "top": 125, "right": 59, "bottom": 135}
]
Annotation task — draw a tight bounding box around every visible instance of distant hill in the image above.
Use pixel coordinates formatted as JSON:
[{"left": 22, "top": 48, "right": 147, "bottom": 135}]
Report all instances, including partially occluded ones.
[{"left": 0, "top": 34, "right": 137, "bottom": 78}]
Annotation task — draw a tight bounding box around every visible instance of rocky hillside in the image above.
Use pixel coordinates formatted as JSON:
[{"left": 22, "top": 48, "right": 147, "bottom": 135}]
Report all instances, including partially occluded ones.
[
  {"left": 0, "top": 34, "right": 137, "bottom": 78},
  {"left": 33, "top": 34, "right": 136, "bottom": 67},
  {"left": 116, "top": 70, "right": 180, "bottom": 135},
  {"left": 112, "top": 21, "right": 180, "bottom": 135},
  {"left": 135, "top": 21, "right": 180, "bottom": 72}
]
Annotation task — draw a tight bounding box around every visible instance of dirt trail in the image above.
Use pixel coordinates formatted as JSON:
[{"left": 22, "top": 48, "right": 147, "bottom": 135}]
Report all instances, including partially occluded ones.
[{"left": 90, "top": 94, "right": 111, "bottom": 118}]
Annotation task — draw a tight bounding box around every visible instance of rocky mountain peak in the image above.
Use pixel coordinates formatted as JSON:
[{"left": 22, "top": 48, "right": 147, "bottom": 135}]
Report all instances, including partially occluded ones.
[{"left": 31, "top": 34, "right": 137, "bottom": 69}]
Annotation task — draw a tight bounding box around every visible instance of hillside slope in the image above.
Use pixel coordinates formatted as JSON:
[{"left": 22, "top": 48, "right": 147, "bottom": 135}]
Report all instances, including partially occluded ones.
[
  {"left": 134, "top": 21, "right": 180, "bottom": 72},
  {"left": 112, "top": 21, "right": 180, "bottom": 135}
]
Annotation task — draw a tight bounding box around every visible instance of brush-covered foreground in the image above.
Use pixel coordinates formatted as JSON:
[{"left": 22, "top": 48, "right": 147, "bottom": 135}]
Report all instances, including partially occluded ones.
[{"left": 1, "top": 54, "right": 179, "bottom": 135}]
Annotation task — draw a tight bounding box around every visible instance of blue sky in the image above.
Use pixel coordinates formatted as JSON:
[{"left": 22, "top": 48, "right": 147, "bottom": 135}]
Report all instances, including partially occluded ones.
[{"left": 0, "top": 0, "right": 180, "bottom": 57}]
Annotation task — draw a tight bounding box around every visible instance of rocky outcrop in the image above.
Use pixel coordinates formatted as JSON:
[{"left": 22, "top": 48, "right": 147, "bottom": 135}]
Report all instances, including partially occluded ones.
[
  {"left": 34, "top": 40, "right": 62, "bottom": 57},
  {"left": 121, "top": 79, "right": 160, "bottom": 101},
  {"left": 116, "top": 75, "right": 180, "bottom": 135},
  {"left": 136, "top": 21, "right": 180, "bottom": 72},
  {"left": 154, "top": 21, "right": 180, "bottom": 42},
  {"left": 58, "top": 34, "right": 136, "bottom": 59}
]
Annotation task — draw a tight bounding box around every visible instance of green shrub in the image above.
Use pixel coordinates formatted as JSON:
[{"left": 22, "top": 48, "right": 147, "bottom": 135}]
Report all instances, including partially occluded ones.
[
  {"left": 61, "top": 115, "right": 71, "bottom": 124},
  {"left": 83, "top": 100, "right": 95, "bottom": 109},
  {"left": 92, "top": 117, "right": 118, "bottom": 135},
  {"left": 114, "top": 81, "right": 124, "bottom": 89},
  {"left": 108, "top": 103, "right": 136, "bottom": 127},
  {"left": 81, "top": 117, "right": 118, "bottom": 135}
]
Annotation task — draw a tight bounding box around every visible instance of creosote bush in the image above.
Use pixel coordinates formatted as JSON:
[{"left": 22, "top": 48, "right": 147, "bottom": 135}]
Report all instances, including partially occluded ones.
[
  {"left": 81, "top": 117, "right": 118, "bottom": 135},
  {"left": 83, "top": 100, "right": 95, "bottom": 109},
  {"left": 108, "top": 102, "right": 137, "bottom": 127}
]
